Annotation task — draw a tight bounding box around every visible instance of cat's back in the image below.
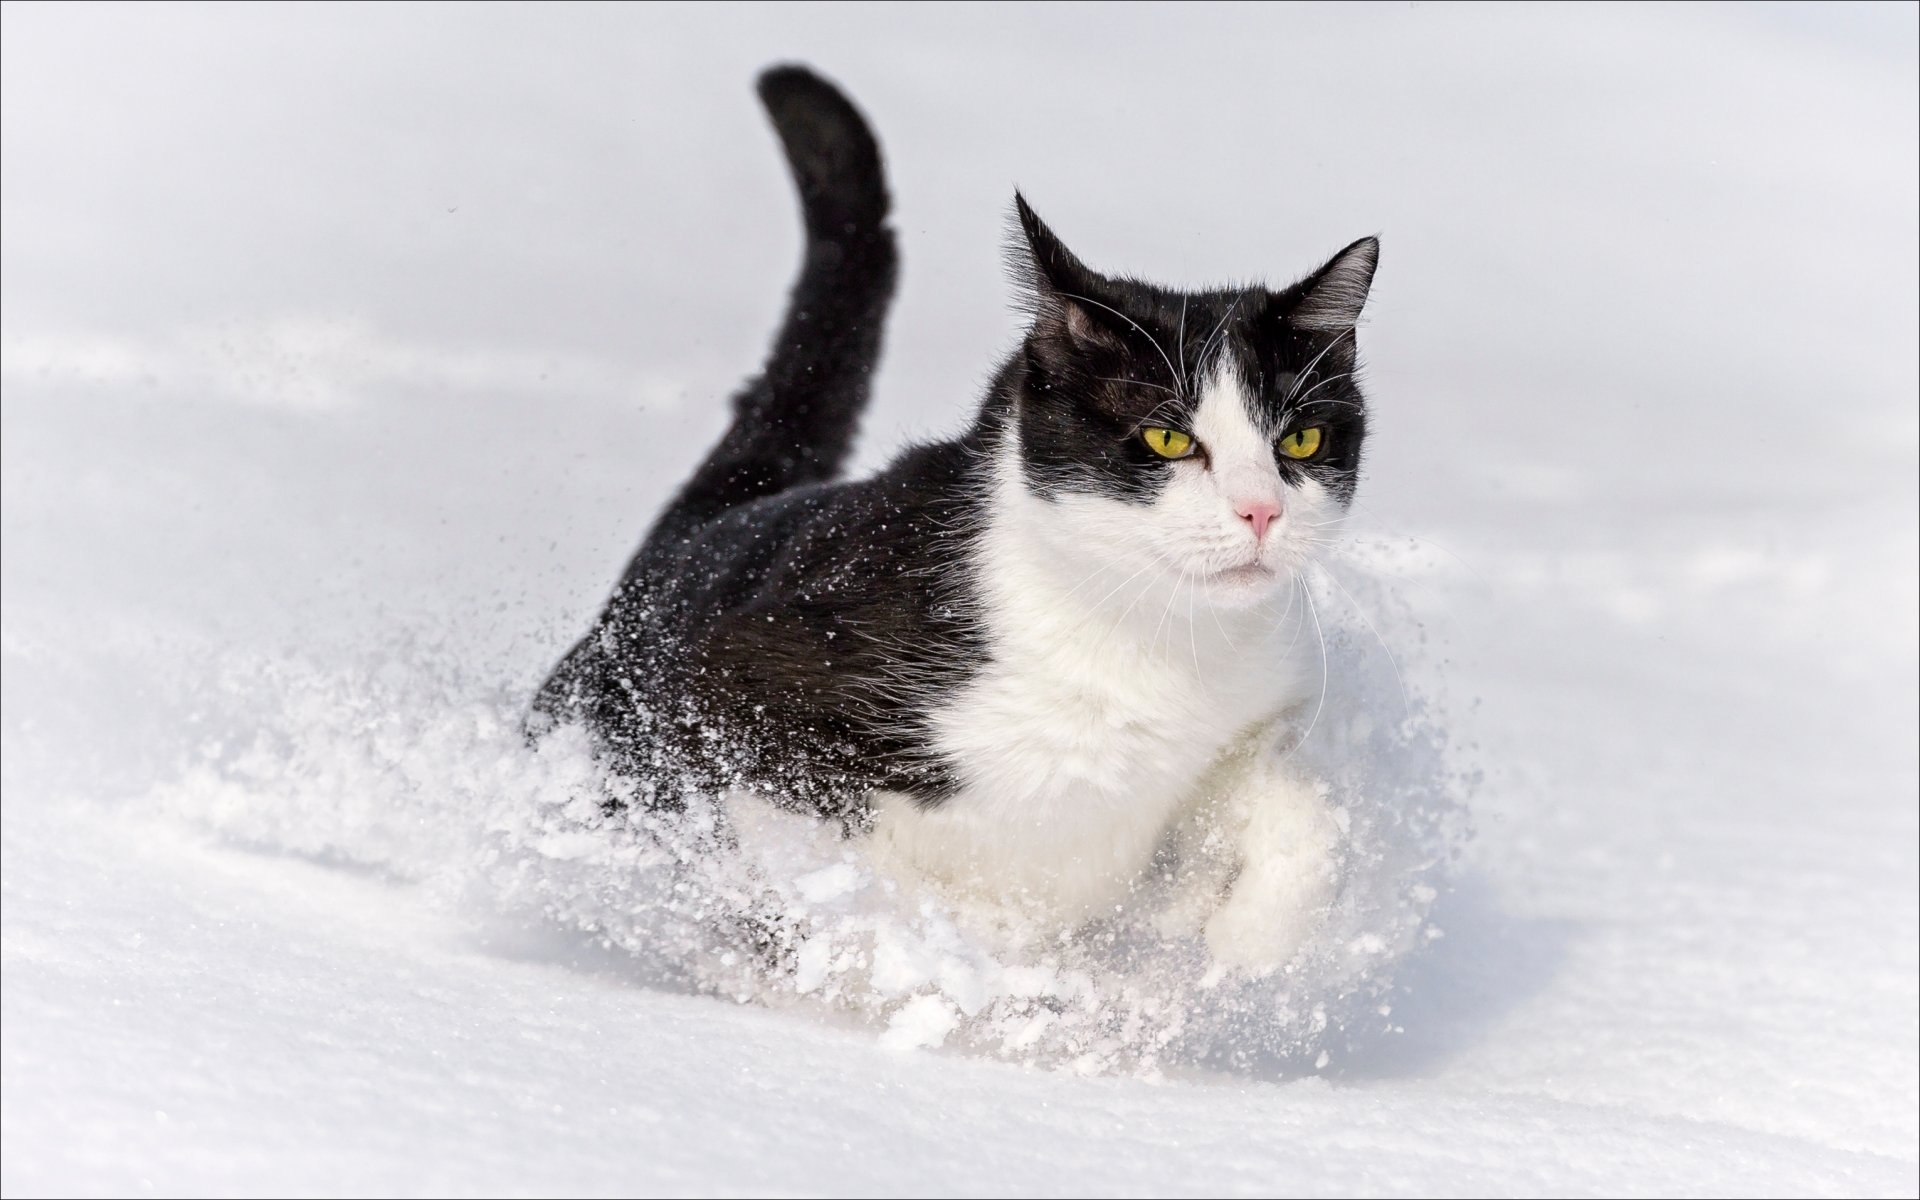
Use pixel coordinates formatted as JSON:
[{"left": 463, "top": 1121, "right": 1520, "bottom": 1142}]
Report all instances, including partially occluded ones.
[
  {"left": 653, "top": 435, "right": 983, "bottom": 629},
  {"left": 626, "top": 434, "right": 990, "bottom": 802}
]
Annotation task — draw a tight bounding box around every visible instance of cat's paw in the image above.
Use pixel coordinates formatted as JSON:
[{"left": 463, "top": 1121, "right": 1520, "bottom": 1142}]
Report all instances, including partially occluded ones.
[
  {"left": 1199, "top": 778, "right": 1342, "bottom": 976},
  {"left": 1201, "top": 871, "right": 1328, "bottom": 976}
]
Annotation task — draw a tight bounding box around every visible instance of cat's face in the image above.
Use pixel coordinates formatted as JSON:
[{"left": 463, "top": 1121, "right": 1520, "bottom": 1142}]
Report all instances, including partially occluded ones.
[{"left": 1008, "top": 196, "right": 1377, "bottom": 611}]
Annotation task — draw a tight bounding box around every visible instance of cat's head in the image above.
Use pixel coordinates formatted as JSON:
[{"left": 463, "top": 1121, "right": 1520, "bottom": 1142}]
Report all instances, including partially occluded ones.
[{"left": 1004, "top": 194, "right": 1377, "bottom": 610}]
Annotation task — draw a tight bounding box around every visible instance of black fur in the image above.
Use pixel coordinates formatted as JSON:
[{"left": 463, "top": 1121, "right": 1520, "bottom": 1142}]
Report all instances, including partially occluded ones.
[
  {"left": 533, "top": 65, "right": 983, "bottom": 817},
  {"left": 658, "top": 65, "right": 898, "bottom": 539},
  {"left": 532, "top": 66, "right": 1378, "bottom": 819},
  {"left": 1011, "top": 195, "right": 1377, "bottom": 507}
]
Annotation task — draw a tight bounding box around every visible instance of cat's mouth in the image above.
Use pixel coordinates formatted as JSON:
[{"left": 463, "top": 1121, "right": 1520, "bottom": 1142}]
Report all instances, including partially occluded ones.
[{"left": 1207, "top": 562, "right": 1275, "bottom": 586}]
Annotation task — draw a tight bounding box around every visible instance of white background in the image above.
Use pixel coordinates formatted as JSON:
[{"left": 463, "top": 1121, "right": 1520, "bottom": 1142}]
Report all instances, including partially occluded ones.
[{"left": 3, "top": 3, "right": 1915, "bottom": 1195}]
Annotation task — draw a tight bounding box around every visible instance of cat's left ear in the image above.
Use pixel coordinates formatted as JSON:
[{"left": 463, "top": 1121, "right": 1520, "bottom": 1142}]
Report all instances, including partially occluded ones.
[{"left": 1285, "top": 236, "right": 1380, "bottom": 333}]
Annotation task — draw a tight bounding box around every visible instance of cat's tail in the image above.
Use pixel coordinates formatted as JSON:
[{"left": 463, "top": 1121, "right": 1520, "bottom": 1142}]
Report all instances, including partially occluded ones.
[{"left": 652, "top": 64, "right": 897, "bottom": 538}]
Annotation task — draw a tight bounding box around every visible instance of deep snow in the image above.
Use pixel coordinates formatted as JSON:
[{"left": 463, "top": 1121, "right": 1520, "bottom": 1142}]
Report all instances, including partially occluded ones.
[{"left": 3, "top": 3, "right": 1916, "bottom": 1196}]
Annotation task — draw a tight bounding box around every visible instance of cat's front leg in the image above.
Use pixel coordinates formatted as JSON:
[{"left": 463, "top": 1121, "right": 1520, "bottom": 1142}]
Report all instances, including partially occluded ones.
[{"left": 1197, "top": 750, "right": 1344, "bottom": 977}]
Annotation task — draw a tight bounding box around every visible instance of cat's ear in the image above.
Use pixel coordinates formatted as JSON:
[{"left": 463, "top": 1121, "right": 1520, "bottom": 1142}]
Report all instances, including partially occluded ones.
[
  {"left": 1012, "top": 192, "right": 1093, "bottom": 297},
  {"left": 1008, "top": 193, "right": 1121, "bottom": 351},
  {"left": 1286, "top": 236, "right": 1379, "bottom": 334}
]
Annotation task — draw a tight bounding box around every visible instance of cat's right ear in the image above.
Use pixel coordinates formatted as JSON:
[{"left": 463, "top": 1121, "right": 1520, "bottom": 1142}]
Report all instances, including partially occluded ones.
[{"left": 1008, "top": 193, "right": 1120, "bottom": 353}]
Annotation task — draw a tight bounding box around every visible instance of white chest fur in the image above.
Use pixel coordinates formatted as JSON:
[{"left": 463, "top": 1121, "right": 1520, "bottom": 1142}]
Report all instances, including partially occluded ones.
[{"left": 868, "top": 457, "right": 1318, "bottom": 926}]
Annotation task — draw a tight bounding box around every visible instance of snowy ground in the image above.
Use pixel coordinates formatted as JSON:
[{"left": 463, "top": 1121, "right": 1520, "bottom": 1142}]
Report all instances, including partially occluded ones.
[{"left": 3, "top": 3, "right": 1916, "bottom": 1196}]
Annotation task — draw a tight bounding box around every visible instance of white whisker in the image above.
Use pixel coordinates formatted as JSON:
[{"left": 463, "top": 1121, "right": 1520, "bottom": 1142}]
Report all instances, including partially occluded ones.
[
  {"left": 1283, "top": 327, "right": 1356, "bottom": 406},
  {"left": 1061, "top": 291, "right": 1183, "bottom": 393},
  {"left": 1096, "top": 376, "right": 1180, "bottom": 397},
  {"left": 1196, "top": 297, "right": 1241, "bottom": 380},
  {"left": 1176, "top": 294, "right": 1189, "bottom": 395},
  {"left": 1280, "top": 578, "right": 1331, "bottom": 763},
  {"left": 1311, "top": 561, "right": 1410, "bottom": 723}
]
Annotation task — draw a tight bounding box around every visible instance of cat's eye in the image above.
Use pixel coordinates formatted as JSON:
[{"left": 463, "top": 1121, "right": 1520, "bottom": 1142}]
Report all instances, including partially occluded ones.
[
  {"left": 1141, "top": 427, "right": 1196, "bottom": 460},
  {"left": 1279, "top": 426, "right": 1326, "bottom": 460}
]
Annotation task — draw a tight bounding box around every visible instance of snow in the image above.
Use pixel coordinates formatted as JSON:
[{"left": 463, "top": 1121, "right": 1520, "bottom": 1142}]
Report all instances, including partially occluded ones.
[{"left": 3, "top": 3, "right": 1916, "bottom": 1196}]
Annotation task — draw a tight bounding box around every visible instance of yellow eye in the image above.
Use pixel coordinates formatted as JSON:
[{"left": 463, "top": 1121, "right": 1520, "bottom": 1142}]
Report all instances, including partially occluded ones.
[
  {"left": 1141, "top": 427, "right": 1195, "bottom": 459},
  {"left": 1280, "top": 426, "right": 1325, "bottom": 460}
]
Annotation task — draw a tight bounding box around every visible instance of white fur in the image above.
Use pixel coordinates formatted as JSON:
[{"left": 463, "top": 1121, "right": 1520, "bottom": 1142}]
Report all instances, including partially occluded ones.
[
  {"left": 867, "top": 355, "right": 1347, "bottom": 964},
  {"left": 1177, "top": 742, "right": 1344, "bottom": 974}
]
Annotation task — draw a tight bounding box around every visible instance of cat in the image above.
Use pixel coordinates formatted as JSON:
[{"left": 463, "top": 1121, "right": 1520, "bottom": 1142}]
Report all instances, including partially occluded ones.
[{"left": 532, "top": 64, "right": 1379, "bottom": 972}]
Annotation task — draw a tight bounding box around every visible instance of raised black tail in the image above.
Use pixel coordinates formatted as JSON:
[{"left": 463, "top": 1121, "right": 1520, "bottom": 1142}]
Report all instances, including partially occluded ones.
[{"left": 651, "top": 64, "right": 897, "bottom": 542}]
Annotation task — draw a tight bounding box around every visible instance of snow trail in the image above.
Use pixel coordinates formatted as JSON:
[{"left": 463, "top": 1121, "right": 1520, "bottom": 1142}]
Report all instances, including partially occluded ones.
[{"left": 148, "top": 564, "right": 1465, "bottom": 1076}]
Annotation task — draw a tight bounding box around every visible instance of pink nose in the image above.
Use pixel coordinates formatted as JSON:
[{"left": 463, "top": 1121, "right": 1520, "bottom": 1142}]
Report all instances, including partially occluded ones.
[{"left": 1235, "top": 498, "right": 1281, "bottom": 542}]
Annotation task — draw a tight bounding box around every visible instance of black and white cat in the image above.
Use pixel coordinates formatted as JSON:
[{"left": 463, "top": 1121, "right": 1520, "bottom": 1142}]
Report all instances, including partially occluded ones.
[{"left": 533, "top": 65, "right": 1379, "bottom": 972}]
